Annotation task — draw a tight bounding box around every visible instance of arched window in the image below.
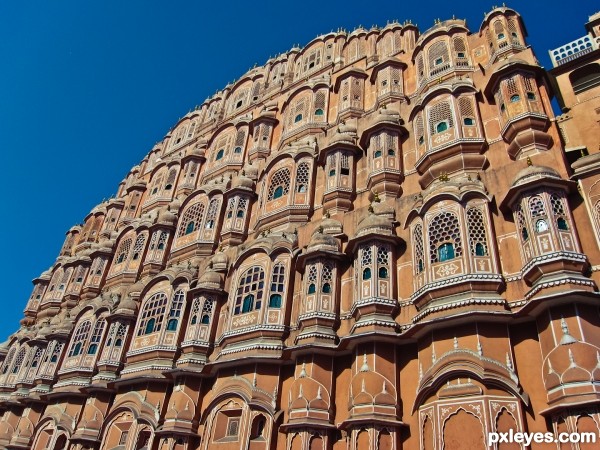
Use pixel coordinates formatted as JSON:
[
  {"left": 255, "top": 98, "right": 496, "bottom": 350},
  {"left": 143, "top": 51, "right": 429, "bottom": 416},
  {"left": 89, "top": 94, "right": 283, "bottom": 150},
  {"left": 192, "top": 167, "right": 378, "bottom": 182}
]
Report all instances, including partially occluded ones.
[
  {"left": 295, "top": 162, "right": 310, "bottom": 193},
  {"left": 314, "top": 108, "right": 324, "bottom": 116},
  {"left": 166, "top": 289, "right": 185, "bottom": 332},
  {"left": 557, "top": 218, "right": 568, "bottom": 230},
  {"left": 205, "top": 199, "right": 219, "bottom": 230},
  {"left": 438, "top": 243, "right": 455, "bottom": 261},
  {"left": 429, "top": 101, "right": 454, "bottom": 135},
  {"left": 69, "top": 321, "right": 92, "bottom": 357},
  {"left": 551, "top": 193, "right": 570, "bottom": 231},
  {"left": 466, "top": 207, "right": 489, "bottom": 257},
  {"left": 2, "top": 348, "right": 15, "bottom": 374},
  {"left": 11, "top": 348, "right": 26, "bottom": 375},
  {"left": 536, "top": 219, "right": 548, "bottom": 233},
  {"left": 306, "top": 264, "right": 318, "bottom": 296},
  {"left": 428, "top": 41, "right": 450, "bottom": 75},
  {"left": 510, "top": 94, "right": 520, "bottom": 102},
  {"left": 429, "top": 211, "right": 462, "bottom": 263},
  {"left": 215, "top": 149, "right": 225, "bottom": 160},
  {"left": 177, "top": 202, "right": 205, "bottom": 237},
  {"left": 115, "top": 238, "right": 132, "bottom": 264},
  {"left": 271, "top": 263, "right": 286, "bottom": 295},
  {"left": 362, "top": 268, "right": 372, "bottom": 280},
  {"left": 413, "top": 224, "right": 425, "bottom": 274},
  {"left": 234, "top": 266, "right": 265, "bottom": 315},
  {"left": 463, "top": 117, "right": 474, "bottom": 126},
  {"left": 131, "top": 233, "right": 147, "bottom": 261},
  {"left": 377, "top": 245, "right": 390, "bottom": 279},
  {"left": 522, "top": 227, "right": 529, "bottom": 241},
  {"left": 164, "top": 168, "right": 177, "bottom": 191},
  {"left": 374, "top": 150, "right": 382, "bottom": 158},
  {"left": 322, "top": 283, "right": 331, "bottom": 293},
  {"left": 137, "top": 292, "right": 168, "bottom": 336},
  {"left": 267, "top": 168, "right": 291, "bottom": 201},
  {"left": 87, "top": 319, "right": 106, "bottom": 355},
  {"left": 294, "top": 114, "right": 303, "bottom": 123}
]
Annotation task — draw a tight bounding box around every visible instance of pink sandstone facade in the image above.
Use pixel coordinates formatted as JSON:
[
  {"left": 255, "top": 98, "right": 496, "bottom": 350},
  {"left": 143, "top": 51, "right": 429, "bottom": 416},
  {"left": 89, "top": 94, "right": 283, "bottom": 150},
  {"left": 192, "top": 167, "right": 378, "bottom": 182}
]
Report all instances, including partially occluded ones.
[{"left": 1, "top": 6, "right": 600, "bottom": 450}]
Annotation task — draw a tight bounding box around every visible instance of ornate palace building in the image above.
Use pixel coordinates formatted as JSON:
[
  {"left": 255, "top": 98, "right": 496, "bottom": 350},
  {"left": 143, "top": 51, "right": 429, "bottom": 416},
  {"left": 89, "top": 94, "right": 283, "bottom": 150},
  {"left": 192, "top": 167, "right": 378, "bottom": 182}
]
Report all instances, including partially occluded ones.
[{"left": 1, "top": 6, "right": 600, "bottom": 450}]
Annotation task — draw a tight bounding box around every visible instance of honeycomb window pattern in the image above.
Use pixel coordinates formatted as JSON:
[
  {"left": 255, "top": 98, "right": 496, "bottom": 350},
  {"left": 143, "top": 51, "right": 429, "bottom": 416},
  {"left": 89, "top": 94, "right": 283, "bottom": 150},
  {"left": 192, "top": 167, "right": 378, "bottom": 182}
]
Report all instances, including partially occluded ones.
[
  {"left": 11, "top": 348, "right": 26, "bottom": 375},
  {"left": 267, "top": 168, "right": 291, "bottom": 201},
  {"left": 115, "top": 238, "right": 132, "bottom": 264},
  {"left": 529, "top": 196, "right": 546, "bottom": 217},
  {"left": 413, "top": 224, "right": 425, "bottom": 274},
  {"left": 205, "top": 199, "right": 219, "bottom": 229},
  {"left": 428, "top": 211, "right": 462, "bottom": 263},
  {"left": 466, "top": 207, "right": 489, "bottom": 256},
  {"left": 307, "top": 264, "right": 318, "bottom": 294},
  {"left": 360, "top": 245, "right": 373, "bottom": 268},
  {"left": 429, "top": 101, "right": 454, "bottom": 134},
  {"left": 177, "top": 202, "right": 206, "bottom": 237},
  {"left": 131, "top": 233, "right": 146, "bottom": 260},
  {"left": 428, "top": 41, "right": 450, "bottom": 74},
  {"left": 295, "top": 162, "right": 310, "bottom": 193},
  {"left": 201, "top": 297, "right": 214, "bottom": 324}
]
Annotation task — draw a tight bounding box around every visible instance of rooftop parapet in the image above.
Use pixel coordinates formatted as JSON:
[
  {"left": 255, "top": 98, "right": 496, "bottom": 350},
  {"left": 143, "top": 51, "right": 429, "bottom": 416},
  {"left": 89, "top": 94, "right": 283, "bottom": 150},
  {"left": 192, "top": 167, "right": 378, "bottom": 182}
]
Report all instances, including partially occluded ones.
[{"left": 549, "top": 34, "right": 599, "bottom": 67}]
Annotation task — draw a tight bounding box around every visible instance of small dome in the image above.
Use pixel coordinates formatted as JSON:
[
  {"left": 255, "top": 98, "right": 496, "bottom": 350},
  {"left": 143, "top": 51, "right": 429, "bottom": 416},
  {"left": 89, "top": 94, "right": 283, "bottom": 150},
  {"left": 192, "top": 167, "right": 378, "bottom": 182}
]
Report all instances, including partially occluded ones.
[
  {"left": 307, "top": 228, "right": 339, "bottom": 252},
  {"left": 329, "top": 123, "right": 358, "bottom": 146},
  {"left": 374, "top": 105, "right": 400, "bottom": 123},
  {"left": 158, "top": 208, "right": 177, "bottom": 225},
  {"left": 169, "top": 198, "right": 183, "bottom": 212},
  {"left": 232, "top": 173, "right": 254, "bottom": 190},
  {"left": 198, "top": 269, "right": 222, "bottom": 289},
  {"left": 117, "top": 295, "right": 138, "bottom": 313},
  {"left": 39, "top": 270, "right": 52, "bottom": 280},
  {"left": 356, "top": 210, "right": 394, "bottom": 237},
  {"left": 243, "top": 162, "right": 259, "bottom": 180},
  {"left": 58, "top": 313, "right": 74, "bottom": 332},
  {"left": 512, "top": 164, "right": 561, "bottom": 187},
  {"left": 210, "top": 251, "right": 229, "bottom": 271},
  {"left": 35, "top": 321, "right": 53, "bottom": 339},
  {"left": 320, "top": 216, "right": 343, "bottom": 235}
]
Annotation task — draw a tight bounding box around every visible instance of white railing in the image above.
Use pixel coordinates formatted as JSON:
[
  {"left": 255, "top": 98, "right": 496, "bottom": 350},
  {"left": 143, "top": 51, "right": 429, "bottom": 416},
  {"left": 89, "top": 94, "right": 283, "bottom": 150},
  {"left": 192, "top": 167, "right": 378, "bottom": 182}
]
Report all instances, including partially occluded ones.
[{"left": 550, "top": 34, "right": 599, "bottom": 67}]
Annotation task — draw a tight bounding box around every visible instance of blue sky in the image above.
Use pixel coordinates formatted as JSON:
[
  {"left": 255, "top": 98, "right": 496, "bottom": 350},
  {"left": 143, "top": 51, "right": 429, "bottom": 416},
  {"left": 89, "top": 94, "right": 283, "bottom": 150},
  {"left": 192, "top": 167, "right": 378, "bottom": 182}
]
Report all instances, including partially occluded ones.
[{"left": 0, "top": 0, "right": 596, "bottom": 341}]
